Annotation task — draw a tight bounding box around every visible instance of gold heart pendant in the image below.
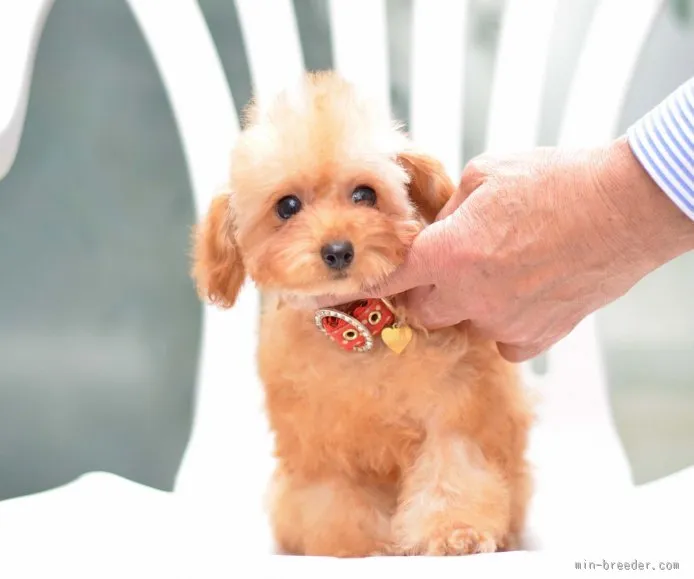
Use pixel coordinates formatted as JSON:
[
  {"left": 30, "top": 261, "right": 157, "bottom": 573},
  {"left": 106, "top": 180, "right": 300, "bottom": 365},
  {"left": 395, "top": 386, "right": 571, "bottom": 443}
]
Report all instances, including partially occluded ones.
[{"left": 381, "top": 325, "right": 413, "bottom": 354}]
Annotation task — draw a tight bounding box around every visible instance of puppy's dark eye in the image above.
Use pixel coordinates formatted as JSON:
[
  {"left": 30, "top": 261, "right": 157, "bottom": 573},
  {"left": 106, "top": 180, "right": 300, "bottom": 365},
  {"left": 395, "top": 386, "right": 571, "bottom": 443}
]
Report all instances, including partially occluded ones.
[
  {"left": 276, "top": 195, "right": 302, "bottom": 220},
  {"left": 351, "top": 186, "right": 377, "bottom": 206}
]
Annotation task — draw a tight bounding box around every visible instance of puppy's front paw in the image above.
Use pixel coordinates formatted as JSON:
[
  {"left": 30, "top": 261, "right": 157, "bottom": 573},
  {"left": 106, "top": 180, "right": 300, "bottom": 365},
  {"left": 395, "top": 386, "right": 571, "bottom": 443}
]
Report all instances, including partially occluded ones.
[
  {"left": 399, "top": 523, "right": 499, "bottom": 556},
  {"left": 427, "top": 524, "right": 498, "bottom": 555}
]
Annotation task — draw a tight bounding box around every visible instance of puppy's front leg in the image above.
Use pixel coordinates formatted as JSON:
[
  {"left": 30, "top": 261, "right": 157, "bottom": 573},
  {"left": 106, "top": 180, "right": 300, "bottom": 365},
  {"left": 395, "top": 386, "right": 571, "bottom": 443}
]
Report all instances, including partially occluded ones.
[
  {"left": 268, "top": 467, "right": 394, "bottom": 557},
  {"left": 393, "top": 432, "right": 510, "bottom": 555}
]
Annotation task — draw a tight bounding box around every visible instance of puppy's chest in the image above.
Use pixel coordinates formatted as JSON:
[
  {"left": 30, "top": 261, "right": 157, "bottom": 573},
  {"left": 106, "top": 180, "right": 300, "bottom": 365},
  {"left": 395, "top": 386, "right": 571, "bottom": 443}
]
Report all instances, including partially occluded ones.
[
  {"left": 261, "top": 323, "right": 428, "bottom": 424},
  {"left": 259, "top": 307, "right": 451, "bottom": 406},
  {"left": 258, "top": 308, "right": 464, "bottom": 474}
]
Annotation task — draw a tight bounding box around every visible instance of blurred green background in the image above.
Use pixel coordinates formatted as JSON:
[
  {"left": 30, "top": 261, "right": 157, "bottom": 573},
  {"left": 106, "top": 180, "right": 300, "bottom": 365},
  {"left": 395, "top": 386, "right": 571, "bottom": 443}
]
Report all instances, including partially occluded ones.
[{"left": 0, "top": 0, "right": 692, "bottom": 501}]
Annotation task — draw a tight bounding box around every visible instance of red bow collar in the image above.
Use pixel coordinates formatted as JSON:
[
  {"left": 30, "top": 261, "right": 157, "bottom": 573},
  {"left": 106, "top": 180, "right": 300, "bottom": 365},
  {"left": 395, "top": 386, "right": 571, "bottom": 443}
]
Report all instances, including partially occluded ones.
[{"left": 314, "top": 298, "right": 396, "bottom": 353}]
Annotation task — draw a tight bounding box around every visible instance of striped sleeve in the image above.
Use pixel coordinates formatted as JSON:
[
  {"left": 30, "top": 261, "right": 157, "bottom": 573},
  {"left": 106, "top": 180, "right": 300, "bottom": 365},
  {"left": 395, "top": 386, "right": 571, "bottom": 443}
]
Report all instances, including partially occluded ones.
[{"left": 627, "top": 78, "right": 694, "bottom": 220}]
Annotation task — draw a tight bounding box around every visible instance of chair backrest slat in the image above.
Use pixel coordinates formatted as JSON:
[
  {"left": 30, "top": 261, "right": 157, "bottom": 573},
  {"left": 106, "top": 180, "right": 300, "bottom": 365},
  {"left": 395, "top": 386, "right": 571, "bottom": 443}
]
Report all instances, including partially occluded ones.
[
  {"left": 127, "top": 0, "right": 239, "bottom": 215},
  {"left": 485, "top": 0, "right": 559, "bottom": 153},
  {"left": 559, "top": 0, "right": 663, "bottom": 147},
  {"left": 409, "top": 0, "right": 469, "bottom": 178},
  {"left": 124, "top": 2, "right": 271, "bottom": 522},
  {"left": 328, "top": 0, "right": 391, "bottom": 116},
  {"left": 234, "top": 0, "right": 305, "bottom": 107}
]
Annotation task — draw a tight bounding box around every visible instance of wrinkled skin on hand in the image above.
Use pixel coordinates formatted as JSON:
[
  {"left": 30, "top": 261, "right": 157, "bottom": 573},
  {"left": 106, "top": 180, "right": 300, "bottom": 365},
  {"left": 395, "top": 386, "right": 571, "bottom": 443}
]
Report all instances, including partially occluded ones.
[{"left": 317, "top": 137, "right": 694, "bottom": 362}]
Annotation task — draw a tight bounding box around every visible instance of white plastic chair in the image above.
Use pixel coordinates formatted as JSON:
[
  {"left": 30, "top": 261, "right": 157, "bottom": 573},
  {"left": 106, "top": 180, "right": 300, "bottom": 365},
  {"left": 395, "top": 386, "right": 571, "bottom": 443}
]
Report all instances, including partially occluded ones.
[{"left": 2, "top": 1, "right": 693, "bottom": 576}]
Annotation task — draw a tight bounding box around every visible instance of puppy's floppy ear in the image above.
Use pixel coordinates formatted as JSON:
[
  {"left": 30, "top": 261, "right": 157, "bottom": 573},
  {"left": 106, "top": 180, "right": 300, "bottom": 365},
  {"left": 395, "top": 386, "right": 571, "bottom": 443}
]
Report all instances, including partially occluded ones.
[
  {"left": 397, "top": 150, "right": 455, "bottom": 223},
  {"left": 191, "top": 193, "right": 245, "bottom": 308}
]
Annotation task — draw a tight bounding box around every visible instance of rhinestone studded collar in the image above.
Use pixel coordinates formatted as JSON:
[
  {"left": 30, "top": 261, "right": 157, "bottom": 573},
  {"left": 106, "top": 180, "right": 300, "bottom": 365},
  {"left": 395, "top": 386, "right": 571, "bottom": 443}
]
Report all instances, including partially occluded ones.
[{"left": 314, "top": 298, "right": 395, "bottom": 353}]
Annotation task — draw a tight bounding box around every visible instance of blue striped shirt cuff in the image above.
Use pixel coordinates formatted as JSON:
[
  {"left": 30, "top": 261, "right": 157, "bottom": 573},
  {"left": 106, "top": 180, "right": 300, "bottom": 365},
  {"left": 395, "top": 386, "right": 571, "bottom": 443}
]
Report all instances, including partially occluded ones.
[{"left": 627, "top": 78, "right": 694, "bottom": 220}]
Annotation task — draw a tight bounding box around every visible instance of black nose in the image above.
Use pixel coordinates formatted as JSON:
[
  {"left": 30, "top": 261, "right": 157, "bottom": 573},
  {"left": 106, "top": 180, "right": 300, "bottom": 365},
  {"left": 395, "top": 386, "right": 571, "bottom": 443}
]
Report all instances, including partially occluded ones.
[{"left": 321, "top": 241, "right": 354, "bottom": 270}]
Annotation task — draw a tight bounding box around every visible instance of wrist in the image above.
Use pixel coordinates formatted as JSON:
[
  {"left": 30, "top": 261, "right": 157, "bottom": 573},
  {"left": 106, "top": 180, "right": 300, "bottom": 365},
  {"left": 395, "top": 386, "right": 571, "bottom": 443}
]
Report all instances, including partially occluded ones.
[{"left": 595, "top": 136, "right": 694, "bottom": 265}]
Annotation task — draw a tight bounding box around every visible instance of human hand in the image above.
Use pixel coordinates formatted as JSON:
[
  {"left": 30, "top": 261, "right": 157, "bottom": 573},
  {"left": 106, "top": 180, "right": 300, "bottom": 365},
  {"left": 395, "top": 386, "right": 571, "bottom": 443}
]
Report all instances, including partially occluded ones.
[{"left": 316, "top": 137, "right": 694, "bottom": 362}]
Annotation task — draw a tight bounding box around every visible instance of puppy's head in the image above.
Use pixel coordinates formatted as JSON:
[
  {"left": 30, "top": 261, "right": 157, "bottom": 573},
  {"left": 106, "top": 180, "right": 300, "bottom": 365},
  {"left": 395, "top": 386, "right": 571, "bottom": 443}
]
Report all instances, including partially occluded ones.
[{"left": 192, "top": 71, "right": 452, "bottom": 308}]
